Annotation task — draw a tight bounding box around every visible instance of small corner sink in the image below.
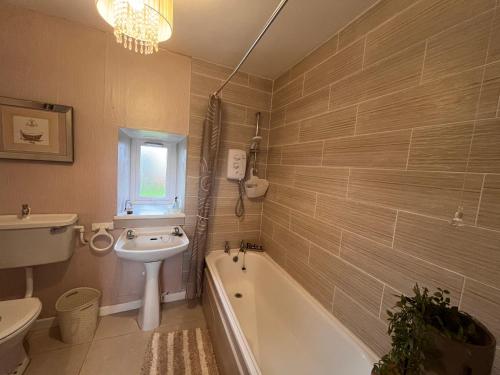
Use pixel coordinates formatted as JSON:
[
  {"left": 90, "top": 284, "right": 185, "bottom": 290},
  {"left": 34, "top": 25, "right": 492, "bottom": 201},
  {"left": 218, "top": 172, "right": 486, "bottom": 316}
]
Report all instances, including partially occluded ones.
[
  {"left": 114, "top": 226, "right": 189, "bottom": 262},
  {"left": 113, "top": 226, "right": 190, "bottom": 331}
]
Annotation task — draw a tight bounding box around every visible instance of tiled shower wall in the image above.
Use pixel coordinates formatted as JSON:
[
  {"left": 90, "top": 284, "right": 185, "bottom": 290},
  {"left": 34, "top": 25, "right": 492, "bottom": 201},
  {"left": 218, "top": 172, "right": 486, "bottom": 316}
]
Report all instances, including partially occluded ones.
[
  {"left": 262, "top": 0, "right": 500, "bottom": 365},
  {"left": 182, "top": 59, "right": 272, "bottom": 283}
]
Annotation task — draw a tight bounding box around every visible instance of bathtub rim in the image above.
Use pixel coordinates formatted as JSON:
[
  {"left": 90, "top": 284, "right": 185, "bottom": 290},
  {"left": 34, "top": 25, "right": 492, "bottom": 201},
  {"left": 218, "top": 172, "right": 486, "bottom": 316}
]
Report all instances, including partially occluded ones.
[{"left": 205, "top": 250, "right": 380, "bottom": 374}]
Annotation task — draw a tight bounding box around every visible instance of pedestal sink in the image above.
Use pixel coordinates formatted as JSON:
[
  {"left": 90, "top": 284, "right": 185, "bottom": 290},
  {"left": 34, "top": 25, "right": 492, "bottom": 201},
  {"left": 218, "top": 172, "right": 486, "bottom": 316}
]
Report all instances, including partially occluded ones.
[{"left": 114, "top": 226, "right": 189, "bottom": 331}]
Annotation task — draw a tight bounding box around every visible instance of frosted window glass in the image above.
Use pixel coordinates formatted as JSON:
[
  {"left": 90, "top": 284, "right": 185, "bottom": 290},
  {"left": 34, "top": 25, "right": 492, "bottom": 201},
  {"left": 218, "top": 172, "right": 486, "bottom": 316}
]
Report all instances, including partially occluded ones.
[{"left": 139, "top": 145, "right": 167, "bottom": 198}]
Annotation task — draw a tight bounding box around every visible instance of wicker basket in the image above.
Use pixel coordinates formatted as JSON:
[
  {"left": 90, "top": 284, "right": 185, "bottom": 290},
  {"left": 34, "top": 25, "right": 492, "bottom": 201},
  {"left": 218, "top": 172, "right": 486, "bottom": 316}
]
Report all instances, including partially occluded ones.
[{"left": 55, "top": 287, "right": 101, "bottom": 344}]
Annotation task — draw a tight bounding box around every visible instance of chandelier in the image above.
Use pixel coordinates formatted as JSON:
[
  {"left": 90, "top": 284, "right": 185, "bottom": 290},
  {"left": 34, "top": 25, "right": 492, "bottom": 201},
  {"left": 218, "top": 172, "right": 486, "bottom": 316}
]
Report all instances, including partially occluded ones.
[{"left": 96, "top": 0, "right": 173, "bottom": 55}]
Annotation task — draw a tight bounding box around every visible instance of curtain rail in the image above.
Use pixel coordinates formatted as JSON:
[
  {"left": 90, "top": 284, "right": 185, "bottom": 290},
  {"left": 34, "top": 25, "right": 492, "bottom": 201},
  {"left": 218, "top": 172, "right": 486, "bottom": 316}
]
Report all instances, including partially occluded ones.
[{"left": 213, "top": 0, "right": 289, "bottom": 96}]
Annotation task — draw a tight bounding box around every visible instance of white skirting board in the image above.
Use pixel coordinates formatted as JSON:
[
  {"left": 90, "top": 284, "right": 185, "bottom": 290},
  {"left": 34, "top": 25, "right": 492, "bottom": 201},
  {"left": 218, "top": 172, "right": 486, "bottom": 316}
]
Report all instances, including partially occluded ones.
[{"left": 30, "top": 290, "right": 186, "bottom": 331}]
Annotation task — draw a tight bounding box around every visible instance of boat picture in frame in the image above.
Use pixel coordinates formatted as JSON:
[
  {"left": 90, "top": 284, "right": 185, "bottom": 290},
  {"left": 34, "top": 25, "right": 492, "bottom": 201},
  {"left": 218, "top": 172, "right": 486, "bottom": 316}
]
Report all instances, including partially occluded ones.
[{"left": 0, "top": 96, "right": 73, "bottom": 162}]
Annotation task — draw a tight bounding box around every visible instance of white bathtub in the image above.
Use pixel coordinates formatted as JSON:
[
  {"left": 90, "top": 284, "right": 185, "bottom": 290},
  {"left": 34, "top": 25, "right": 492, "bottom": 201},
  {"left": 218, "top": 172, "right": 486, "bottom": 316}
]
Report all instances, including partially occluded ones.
[{"left": 203, "top": 250, "right": 378, "bottom": 375}]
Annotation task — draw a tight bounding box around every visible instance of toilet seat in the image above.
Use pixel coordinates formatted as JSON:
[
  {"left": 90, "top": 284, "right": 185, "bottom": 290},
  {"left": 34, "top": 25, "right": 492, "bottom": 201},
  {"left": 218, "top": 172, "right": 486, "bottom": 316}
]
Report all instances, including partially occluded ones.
[{"left": 0, "top": 298, "right": 41, "bottom": 341}]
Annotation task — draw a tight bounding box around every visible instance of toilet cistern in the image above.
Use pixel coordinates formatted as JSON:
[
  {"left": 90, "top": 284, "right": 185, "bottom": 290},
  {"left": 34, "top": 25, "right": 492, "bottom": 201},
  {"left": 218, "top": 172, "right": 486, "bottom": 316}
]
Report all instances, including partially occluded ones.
[{"left": 114, "top": 226, "right": 189, "bottom": 330}]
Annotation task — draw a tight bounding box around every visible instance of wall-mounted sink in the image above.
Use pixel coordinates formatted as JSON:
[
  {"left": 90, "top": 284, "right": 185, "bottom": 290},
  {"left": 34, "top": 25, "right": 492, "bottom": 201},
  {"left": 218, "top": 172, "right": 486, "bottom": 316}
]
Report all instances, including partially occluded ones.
[
  {"left": 114, "top": 227, "right": 189, "bottom": 262},
  {"left": 114, "top": 226, "right": 189, "bottom": 331},
  {"left": 0, "top": 214, "right": 78, "bottom": 269}
]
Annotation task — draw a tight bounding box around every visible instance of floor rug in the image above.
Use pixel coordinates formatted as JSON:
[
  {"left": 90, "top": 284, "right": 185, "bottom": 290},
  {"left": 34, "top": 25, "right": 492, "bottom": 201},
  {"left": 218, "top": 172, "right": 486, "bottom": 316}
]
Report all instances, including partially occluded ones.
[{"left": 141, "top": 328, "right": 219, "bottom": 375}]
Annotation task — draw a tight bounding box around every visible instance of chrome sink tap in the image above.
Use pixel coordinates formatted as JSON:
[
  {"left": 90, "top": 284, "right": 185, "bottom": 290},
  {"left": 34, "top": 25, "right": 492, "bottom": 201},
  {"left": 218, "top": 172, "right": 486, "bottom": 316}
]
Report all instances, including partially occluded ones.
[
  {"left": 244, "top": 242, "right": 264, "bottom": 253},
  {"left": 20, "top": 204, "right": 31, "bottom": 219},
  {"left": 126, "top": 229, "right": 137, "bottom": 240}
]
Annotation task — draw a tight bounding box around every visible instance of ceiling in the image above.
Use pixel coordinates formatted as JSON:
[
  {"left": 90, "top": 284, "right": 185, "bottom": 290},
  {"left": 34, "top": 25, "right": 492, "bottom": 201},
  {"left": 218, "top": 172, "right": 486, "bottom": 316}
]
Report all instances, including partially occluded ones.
[{"left": 6, "top": 0, "right": 377, "bottom": 78}]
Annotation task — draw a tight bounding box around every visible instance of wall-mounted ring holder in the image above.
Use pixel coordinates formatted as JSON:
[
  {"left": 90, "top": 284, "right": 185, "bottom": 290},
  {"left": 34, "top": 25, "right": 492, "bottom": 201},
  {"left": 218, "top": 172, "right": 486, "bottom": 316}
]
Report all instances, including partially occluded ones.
[{"left": 75, "top": 222, "right": 114, "bottom": 253}]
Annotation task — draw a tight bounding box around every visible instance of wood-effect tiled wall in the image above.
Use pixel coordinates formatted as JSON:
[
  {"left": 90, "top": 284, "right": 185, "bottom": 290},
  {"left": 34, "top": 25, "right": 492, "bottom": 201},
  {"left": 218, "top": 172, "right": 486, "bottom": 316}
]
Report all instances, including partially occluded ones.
[
  {"left": 263, "top": 0, "right": 500, "bottom": 367},
  {"left": 182, "top": 59, "right": 272, "bottom": 284}
]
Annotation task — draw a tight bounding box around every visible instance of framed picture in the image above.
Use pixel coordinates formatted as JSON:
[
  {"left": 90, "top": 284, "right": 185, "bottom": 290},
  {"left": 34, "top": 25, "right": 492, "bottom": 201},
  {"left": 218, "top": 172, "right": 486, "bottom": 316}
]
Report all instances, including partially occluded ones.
[{"left": 0, "top": 96, "right": 73, "bottom": 163}]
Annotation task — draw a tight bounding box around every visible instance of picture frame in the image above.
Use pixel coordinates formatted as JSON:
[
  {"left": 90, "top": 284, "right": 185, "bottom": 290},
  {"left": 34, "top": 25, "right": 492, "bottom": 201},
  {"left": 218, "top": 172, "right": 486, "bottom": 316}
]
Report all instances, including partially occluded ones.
[{"left": 0, "top": 96, "right": 74, "bottom": 163}]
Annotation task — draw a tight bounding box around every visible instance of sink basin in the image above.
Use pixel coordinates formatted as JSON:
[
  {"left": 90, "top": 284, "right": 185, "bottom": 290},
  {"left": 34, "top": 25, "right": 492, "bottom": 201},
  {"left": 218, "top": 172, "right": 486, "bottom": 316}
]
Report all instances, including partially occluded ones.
[
  {"left": 113, "top": 226, "right": 189, "bottom": 331},
  {"left": 0, "top": 214, "right": 78, "bottom": 269},
  {"left": 114, "top": 227, "right": 189, "bottom": 262}
]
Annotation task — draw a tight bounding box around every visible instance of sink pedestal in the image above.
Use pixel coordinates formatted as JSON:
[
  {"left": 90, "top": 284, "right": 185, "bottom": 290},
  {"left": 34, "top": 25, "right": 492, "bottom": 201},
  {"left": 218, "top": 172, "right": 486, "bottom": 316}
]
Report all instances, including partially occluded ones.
[{"left": 138, "top": 261, "right": 162, "bottom": 331}]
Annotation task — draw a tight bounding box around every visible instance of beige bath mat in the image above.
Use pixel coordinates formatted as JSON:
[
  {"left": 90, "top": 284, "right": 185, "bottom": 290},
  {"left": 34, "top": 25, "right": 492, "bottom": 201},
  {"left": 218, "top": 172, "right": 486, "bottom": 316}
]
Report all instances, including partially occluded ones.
[{"left": 141, "top": 328, "right": 219, "bottom": 375}]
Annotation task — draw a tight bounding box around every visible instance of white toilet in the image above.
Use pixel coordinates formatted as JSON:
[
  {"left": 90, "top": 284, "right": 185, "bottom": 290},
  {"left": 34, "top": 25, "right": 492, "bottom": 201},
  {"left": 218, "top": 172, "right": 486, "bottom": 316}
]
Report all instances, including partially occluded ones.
[
  {"left": 0, "top": 297, "right": 41, "bottom": 375},
  {"left": 0, "top": 212, "right": 78, "bottom": 375}
]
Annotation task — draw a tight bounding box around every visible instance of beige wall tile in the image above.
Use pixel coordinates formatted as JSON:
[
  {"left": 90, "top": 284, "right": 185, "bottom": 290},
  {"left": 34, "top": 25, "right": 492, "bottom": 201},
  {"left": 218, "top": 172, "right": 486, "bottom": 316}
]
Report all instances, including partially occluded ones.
[
  {"left": 274, "top": 70, "right": 291, "bottom": 92},
  {"left": 341, "top": 231, "right": 464, "bottom": 304},
  {"left": 239, "top": 214, "right": 262, "bottom": 232},
  {"left": 364, "top": 0, "right": 495, "bottom": 65},
  {"left": 273, "top": 75, "right": 304, "bottom": 109},
  {"left": 282, "top": 141, "right": 323, "bottom": 166},
  {"left": 267, "top": 146, "right": 282, "bottom": 164},
  {"left": 273, "top": 223, "right": 310, "bottom": 264},
  {"left": 380, "top": 285, "right": 401, "bottom": 320},
  {"left": 494, "top": 348, "right": 500, "bottom": 375},
  {"left": 284, "top": 255, "right": 335, "bottom": 310},
  {"left": 246, "top": 109, "right": 270, "bottom": 129},
  {"left": 191, "top": 58, "right": 248, "bottom": 85},
  {"left": 487, "top": 9, "right": 500, "bottom": 63},
  {"left": 270, "top": 108, "right": 286, "bottom": 128},
  {"left": 222, "top": 82, "right": 271, "bottom": 110},
  {"left": 477, "top": 61, "right": 500, "bottom": 119},
  {"left": 357, "top": 68, "right": 483, "bottom": 134},
  {"left": 261, "top": 215, "right": 274, "bottom": 238},
  {"left": 208, "top": 215, "right": 239, "bottom": 233},
  {"left": 294, "top": 166, "right": 349, "bottom": 197},
  {"left": 284, "top": 87, "right": 330, "bottom": 123},
  {"left": 422, "top": 11, "right": 494, "bottom": 82},
  {"left": 316, "top": 195, "right": 397, "bottom": 246},
  {"left": 407, "top": 122, "right": 474, "bottom": 172},
  {"left": 269, "top": 123, "right": 300, "bottom": 146},
  {"left": 267, "top": 184, "right": 316, "bottom": 216},
  {"left": 290, "top": 35, "right": 338, "bottom": 80},
  {"left": 221, "top": 102, "right": 247, "bottom": 124},
  {"left": 190, "top": 95, "right": 208, "bottom": 117},
  {"left": 212, "top": 197, "right": 262, "bottom": 216},
  {"left": 477, "top": 174, "right": 500, "bottom": 231},
  {"left": 323, "top": 130, "right": 411, "bottom": 169},
  {"left": 222, "top": 123, "right": 260, "bottom": 144},
  {"left": 394, "top": 211, "right": 500, "bottom": 288},
  {"left": 330, "top": 43, "right": 425, "bottom": 109},
  {"left": 303, "top": 39, "right": 364, "bottom": 95},
  {"left": 249, "top": 75, "right": 273, "bottom": 93},
  {"left": 266, "top": 164, "right": 296, "bottom": 185},
  {"left": 469, "top": 119, "right": 500, "bottom": 173},
  {"left": 263, "top": 200, "right": 290, "bottom": 228},
  {"left": 191, "top": 73, "right": 221, "bottom": 97},
  {"left": 291, "top": 213, "right": 342, "bottom": 255},
  {"left": 348, "top": 169, "right": 482, "bottom": 223},
  {"left": 461, "top": 279, "right": 500, "bottom": 340},
  {"left": 261, "top": 233, "right": 286, "bottom": 267},
  {"left": 338, "top": 0, "right": 416, "bottom": 49},
  {"left": 310, "top": 245, "right": 384, "bottom": 315},
  {"left": 332, "top": 288, "right": 391, "bottom": 357},
  {"left": 299, "top": 106, "right": 357, "bottom": 142}
]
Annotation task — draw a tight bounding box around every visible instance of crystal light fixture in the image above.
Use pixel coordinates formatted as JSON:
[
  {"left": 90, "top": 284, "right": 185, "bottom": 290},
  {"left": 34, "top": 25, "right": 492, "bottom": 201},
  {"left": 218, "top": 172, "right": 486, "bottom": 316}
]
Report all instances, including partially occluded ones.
[{"left": 96, "top": 0, "right": 173, "bottom": 55}]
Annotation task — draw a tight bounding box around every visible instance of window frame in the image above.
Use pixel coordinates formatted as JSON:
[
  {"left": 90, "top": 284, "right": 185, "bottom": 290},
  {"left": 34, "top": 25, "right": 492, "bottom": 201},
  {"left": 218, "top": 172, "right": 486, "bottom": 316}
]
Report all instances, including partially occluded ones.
[{"left": 130, "top": 138, "right": 177, "bottom": 205}]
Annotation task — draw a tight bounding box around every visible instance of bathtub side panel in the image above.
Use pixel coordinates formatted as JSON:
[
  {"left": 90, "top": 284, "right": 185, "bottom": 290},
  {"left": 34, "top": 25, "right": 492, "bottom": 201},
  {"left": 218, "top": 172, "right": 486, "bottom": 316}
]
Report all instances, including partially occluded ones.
[{"left": 203, "top": 271, "right": 247, "bottom": 375}]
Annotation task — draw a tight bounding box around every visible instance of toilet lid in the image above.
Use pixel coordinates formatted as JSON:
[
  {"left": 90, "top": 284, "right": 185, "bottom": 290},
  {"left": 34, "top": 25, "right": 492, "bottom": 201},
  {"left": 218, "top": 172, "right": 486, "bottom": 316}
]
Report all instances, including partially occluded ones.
[{"left": 0, "top": 298, "right": 41, "bottom": 340}]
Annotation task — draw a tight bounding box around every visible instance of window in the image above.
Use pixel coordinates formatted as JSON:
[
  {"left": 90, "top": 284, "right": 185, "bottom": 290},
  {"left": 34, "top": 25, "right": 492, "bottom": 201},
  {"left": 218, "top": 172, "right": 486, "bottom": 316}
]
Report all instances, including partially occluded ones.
[{"left": 130, "top": 139, "right": 177, "bottom": 205}]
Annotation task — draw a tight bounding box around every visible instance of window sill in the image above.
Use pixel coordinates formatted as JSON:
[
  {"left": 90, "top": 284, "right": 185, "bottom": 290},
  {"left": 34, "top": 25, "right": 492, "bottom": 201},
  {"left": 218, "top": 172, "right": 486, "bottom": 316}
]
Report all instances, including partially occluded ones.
[{"left": 113, "top": 212, "right": 185, "bottom": 221}]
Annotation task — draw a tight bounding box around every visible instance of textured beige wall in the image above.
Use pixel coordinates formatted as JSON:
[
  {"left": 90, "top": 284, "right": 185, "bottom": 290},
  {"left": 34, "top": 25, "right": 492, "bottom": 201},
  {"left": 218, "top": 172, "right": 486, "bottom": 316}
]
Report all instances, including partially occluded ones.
[
  {"left": 264, "top": 0, "right": 500, "bottom": 367},
  {"left": 0, "top": 4, "right": 191, "bottom": 317}
]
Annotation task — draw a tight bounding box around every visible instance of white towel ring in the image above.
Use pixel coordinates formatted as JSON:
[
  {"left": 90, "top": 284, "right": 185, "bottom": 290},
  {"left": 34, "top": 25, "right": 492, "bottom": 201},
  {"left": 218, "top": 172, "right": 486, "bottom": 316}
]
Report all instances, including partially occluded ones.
[{"left": 89, "top": 227, "right": 114, "bottom": 252}]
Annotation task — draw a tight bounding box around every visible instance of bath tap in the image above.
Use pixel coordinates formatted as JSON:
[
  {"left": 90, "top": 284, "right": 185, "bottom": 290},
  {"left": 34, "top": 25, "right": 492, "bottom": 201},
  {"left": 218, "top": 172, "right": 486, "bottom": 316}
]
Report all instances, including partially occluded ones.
[
  {"left": 20, "top": 204, "right": 31, "bottom": 219},
  {"left": 126, "top": 229, "right": 137, "bottom": 240},
  {"left": 244, "top": 242, "right": 264, "bottom": 252},
  {"left": 224, "top": 241, "right": 231, "bottom": 254}
]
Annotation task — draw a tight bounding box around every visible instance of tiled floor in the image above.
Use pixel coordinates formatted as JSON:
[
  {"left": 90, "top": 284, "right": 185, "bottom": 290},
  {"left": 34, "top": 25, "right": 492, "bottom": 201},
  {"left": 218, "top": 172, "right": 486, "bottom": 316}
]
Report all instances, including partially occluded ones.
[{"left": 24, "top": 300, "right": 206, "bottom": 375}]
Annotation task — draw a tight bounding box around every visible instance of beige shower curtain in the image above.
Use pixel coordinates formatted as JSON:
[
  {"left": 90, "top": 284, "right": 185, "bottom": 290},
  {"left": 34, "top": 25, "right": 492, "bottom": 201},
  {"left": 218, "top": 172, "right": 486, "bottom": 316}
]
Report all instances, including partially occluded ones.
[{"left": 186, "top": 94, "right": 222, "bottom": 300}]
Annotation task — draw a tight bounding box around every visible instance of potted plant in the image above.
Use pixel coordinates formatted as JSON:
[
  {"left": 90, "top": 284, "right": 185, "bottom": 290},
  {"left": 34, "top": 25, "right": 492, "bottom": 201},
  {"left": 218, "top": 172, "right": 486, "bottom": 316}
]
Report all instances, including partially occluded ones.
[{"left": 372, "top": 284, "right": 496, "bottom": 375}]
